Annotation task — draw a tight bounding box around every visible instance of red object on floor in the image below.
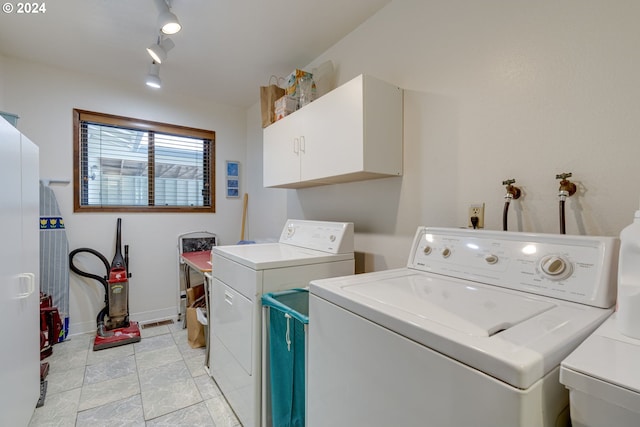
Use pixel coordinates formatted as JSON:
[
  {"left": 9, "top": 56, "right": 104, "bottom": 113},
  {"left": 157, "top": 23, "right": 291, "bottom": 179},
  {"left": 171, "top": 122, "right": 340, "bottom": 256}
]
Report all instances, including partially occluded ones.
[
  {"left": 40, "top": 292, "right": 63, "bottom": 360},
  {"left": 93, "top": 321, "right": 141, "bottom": 351}
]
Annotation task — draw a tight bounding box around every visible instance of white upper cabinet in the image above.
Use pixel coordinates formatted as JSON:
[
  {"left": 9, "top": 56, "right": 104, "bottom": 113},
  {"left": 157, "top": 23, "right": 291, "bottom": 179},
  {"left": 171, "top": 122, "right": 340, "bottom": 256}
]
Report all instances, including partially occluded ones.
[{"left": 263, "top": 74, "right": 403, "bottom": 188}]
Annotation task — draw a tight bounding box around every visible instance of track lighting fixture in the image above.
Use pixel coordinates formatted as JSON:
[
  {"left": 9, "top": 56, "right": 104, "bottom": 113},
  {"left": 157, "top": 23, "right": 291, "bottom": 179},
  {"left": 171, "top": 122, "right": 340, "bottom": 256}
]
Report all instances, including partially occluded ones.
[
  {"left": 144, "top": 0, "right": 179, "bottom": 88},
  {"left": 155, "top": 0, "right": 181, "bottom": 35},
  {"left": 146, "top": 62, "right": 161, "bottom": 89},
  {"left": 146, "top": 36, "right": 175, "bottom": 64}
]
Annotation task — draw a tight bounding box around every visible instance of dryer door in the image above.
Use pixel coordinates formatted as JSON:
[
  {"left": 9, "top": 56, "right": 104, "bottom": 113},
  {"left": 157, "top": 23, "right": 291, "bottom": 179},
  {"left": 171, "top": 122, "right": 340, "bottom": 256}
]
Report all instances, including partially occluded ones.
[{"left": 211, "top": 278, "right": 253, "bottom": 374}]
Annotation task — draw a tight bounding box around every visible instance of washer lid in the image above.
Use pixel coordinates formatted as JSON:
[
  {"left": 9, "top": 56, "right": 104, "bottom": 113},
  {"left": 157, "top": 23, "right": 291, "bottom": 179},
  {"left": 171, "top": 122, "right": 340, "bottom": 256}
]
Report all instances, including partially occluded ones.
[
  {"left": 343, "top": 274, "right": 554, "bottom": 337},
  {"left": 212, "top": 243, "right": 353, "bottom": 270},
  {"left": 311, "top": 269, "right": 612, "bottom": 389},
  {"left": 561, "top": 314, "right": 640, "bottom": 411}
]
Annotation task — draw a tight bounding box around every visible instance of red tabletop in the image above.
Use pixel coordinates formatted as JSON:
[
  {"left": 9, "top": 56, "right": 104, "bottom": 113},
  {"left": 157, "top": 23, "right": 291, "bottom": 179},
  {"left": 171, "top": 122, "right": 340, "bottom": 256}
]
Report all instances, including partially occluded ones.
[{"left": 181, "top": 250, "right": 212, "bottom": 273}]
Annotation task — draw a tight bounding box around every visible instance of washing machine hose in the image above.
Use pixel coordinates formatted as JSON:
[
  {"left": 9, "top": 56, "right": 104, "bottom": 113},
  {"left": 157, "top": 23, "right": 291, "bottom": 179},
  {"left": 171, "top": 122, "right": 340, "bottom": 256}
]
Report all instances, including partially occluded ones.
[
  {"left": 559, "top": 199, "right": 567, "bottom": 234},
  {"left": 502, "top": 181, "right": 520, "bottom": 232},
  {"left": 503, "top": 200, "right": 510, "bottom": 231},
  {"left": 556, "top": 175, "right": 576, "bottom": 235}
]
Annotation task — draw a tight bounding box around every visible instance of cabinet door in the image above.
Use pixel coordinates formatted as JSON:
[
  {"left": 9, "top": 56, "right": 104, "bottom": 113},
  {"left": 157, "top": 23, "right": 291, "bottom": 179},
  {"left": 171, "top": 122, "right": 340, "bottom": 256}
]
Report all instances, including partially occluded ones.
[
  {"left": 20, "top": 133, "right": 40, "bottom": 412},
  {"left": 301, "top": 76, "right": 364, "bottom": 182},
  {"left": 0, "top": 121, "right": 39, "bottom": 426},
  {"left": 263, "top": 111, "right": 304, "bottom": 187}
]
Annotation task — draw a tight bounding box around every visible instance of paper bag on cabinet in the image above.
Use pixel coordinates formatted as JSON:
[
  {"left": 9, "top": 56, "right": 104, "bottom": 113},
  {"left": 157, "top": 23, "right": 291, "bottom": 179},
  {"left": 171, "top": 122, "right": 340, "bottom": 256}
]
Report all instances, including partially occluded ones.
[{"left": 260, "top": 75, "right": 285, "bottom": 128}]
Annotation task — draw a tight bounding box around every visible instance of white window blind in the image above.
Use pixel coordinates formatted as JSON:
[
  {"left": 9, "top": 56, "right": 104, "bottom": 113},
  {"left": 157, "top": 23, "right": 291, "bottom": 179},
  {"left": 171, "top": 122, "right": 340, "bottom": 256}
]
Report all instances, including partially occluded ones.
[{"left": 74, "top": 110, "right": 214, "bottom": 212}]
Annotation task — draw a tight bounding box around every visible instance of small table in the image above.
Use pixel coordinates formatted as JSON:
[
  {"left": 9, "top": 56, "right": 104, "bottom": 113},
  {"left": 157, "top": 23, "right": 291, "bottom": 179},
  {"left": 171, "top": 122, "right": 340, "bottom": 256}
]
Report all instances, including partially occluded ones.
[
  {"left": 180, "top": 250, "right": 212, "bottom": 274},
  {"left": 180, "top": 251, "right": 212, "bottom": 325}
]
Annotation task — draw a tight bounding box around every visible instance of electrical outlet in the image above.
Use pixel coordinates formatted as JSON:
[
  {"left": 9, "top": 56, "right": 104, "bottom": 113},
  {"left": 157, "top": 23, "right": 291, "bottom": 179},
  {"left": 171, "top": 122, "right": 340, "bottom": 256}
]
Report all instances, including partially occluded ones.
[{"left": 468, "top": 203, "right": 485, "bottom": 229}]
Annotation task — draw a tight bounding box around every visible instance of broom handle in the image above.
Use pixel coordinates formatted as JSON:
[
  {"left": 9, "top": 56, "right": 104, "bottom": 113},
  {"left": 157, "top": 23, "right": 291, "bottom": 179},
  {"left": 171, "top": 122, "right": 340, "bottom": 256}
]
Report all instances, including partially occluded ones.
[{"left": 241, "top": 193, "right": 248, "bottom": 241}]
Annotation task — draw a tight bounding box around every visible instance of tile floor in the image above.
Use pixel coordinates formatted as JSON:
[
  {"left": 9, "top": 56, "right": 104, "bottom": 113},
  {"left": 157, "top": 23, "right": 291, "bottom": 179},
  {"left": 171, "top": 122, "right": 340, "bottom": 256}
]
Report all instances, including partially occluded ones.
[{"left": 29, "top": 322, "right": 241, "bottom": 426}]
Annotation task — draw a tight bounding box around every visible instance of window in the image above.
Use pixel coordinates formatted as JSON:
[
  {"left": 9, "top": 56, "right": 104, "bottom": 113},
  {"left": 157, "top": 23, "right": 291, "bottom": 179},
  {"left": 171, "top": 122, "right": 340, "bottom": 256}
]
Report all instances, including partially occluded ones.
[{"left": 73, "top": 109, "right": 215, "bottom": 213}]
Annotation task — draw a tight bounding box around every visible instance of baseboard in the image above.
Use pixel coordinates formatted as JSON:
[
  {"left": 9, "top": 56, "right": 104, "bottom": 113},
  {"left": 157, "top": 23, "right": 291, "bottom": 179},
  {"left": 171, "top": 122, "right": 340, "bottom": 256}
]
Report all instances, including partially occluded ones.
[{"left": 67, "top": 307, "right": 178, "bottom": 336}]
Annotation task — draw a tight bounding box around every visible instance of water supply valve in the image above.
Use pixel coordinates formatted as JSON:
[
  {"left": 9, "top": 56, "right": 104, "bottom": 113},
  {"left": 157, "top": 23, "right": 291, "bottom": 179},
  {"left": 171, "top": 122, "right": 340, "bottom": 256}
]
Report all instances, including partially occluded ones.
[
  {"left": 556, "top": 173, "right": 577, "bottom": 201},
  {"left": 502, "top": 179, "right": 521, "bottom": 201},
  {"left": 502, "top": 179, "right": 521, "bottom": 231}
]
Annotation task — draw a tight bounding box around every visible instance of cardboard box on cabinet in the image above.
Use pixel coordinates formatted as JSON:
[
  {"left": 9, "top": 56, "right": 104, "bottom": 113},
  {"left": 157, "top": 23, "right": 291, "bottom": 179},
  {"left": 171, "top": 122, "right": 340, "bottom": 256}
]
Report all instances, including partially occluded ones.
[{"left": 274, "top": 95, "right": 298, "bottom": 121}]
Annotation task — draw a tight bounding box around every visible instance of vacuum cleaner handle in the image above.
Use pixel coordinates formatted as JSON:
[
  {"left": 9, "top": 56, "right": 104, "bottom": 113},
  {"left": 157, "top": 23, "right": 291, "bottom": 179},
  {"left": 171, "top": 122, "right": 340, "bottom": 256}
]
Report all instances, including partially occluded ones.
[
  {"left": 111, "top": 218, "right": 126, "bottom": 271},
  {"left": 125, "top": 244, "right": 131, "bottom": 278}
]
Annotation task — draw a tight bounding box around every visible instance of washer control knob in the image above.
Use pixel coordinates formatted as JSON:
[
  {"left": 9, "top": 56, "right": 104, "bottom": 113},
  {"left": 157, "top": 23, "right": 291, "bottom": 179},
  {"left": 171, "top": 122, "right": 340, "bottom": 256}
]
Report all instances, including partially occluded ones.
[
  {"left": 485, "top": 254, "right": 499, "bottom": 265},
  {"left": 423, "top": 246, "right": 432, "bottom": 255},
  {"left": 442, "top": 248, "right": 452, "bottom": 258},
  {"left": 540, "top": 255, "right": 573, "bottom": 280},
  {"left": 329, "top": 235, "right": 336, "bottom": 242}
]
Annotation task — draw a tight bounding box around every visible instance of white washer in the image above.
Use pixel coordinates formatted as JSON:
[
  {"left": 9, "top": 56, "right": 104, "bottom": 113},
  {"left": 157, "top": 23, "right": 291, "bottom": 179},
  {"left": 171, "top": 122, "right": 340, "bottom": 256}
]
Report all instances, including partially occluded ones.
[
  {"left": 210, "top": 219, "right": 354, "bottom": 427},
  {"left": 560, "top": 313, "right": 640, "bottom": 427},
  {"left": 308, "top": 227, "right": 618, "bottom": 427}
]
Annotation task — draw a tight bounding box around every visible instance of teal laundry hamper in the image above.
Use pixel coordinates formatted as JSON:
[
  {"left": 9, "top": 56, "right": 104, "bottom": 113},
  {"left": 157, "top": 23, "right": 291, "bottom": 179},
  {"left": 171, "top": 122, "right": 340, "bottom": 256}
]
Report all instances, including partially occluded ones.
[{"left": 262, "top": 289, "right": 309, "bottom": 427}]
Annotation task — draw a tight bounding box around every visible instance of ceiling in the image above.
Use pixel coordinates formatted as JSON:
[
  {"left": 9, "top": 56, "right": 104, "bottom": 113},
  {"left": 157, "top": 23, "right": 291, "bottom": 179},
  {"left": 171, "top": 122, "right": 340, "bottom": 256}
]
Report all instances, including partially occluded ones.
[{"left": 0, "top": 0, "right": 390, "bottom": 108}]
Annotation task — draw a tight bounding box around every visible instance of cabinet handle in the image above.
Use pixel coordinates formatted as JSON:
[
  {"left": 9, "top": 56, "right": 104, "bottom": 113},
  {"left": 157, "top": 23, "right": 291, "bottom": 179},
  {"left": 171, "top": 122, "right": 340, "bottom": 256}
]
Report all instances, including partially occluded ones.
[
  {"left": 224, "top": 291, "right": 233, "bottom": 305},
  {"left": 17, "top": 272, "right": 35, "bottom": 299},
  {"left": 293, "top": 137, "right": 299, "bottom": 154},
  {"left": 300, "top": 136, "right": 306, "bottom": 153}
]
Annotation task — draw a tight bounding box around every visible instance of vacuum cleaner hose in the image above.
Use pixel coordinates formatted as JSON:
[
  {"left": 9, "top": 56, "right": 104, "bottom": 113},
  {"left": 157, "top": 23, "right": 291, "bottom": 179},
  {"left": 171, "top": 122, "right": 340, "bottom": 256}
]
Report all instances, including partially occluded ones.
[
  {"left": 96, "top": 308, "right": 114, "bottom": 337},
  {"left": 69, "top": 248, "right": 111, "bottom": 296}
]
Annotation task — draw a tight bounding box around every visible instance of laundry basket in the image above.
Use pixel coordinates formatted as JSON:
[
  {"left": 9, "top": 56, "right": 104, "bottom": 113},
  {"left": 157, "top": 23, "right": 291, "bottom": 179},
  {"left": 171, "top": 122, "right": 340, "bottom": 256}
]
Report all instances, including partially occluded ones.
[{"left": 262, "top": 289, "right": 308, "bottom": 427}]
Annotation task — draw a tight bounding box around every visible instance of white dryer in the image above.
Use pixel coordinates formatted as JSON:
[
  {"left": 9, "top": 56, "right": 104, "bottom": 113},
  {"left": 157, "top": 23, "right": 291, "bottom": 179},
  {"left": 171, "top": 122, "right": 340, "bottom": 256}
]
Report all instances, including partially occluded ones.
[
  {"left": 308, "top": 227, "right": 618, "bottom": 427},
  {"left": 210, "top": 219, "right": 354, "bottom": 427},
  {"left": 560, "top": 313, "right": 640, "bottom": 427}
]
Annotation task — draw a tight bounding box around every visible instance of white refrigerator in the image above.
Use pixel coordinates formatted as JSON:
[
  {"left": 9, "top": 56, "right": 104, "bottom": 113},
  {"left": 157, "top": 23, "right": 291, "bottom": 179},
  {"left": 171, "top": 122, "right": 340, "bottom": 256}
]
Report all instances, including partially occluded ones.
[{"left": 0, "top": 117, "right": 40, "bottom": 425}]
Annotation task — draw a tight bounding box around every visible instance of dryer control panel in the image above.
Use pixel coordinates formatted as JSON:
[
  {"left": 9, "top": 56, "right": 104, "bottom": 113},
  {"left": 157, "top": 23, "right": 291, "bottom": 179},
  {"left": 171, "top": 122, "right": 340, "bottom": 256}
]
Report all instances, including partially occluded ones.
[
  {"left": 408, "top": 227, "right": 619, "bottom": 308},
  {"left": 279, "top": 219, "right": 354, "bottom": 254}
]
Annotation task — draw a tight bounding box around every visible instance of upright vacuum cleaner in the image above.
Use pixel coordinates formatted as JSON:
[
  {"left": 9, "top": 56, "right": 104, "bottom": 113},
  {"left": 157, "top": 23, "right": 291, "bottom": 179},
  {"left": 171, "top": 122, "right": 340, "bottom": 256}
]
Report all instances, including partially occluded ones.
[{"left": 69, "top": 218, "right": 141, "bottom": 350}]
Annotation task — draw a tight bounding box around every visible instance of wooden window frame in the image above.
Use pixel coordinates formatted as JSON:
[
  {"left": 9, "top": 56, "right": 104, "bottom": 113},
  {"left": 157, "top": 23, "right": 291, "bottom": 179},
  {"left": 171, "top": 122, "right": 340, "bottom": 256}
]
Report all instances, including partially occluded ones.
[{"left": 73, "top": 109, "right": 215, "bottom": 213}]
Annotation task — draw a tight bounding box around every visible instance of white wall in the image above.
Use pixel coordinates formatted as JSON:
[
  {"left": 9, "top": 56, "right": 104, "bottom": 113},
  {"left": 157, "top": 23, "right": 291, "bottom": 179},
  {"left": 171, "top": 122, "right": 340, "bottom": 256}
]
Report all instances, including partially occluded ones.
[
  {"left": 247, "top": 0, "right": 640, "bottom": 272},
  {"left": 1, "top": 56, "right": 248, "bottom": 334},
  {"left": 245, "top": 103, "right": 288, "bottom": 241}
]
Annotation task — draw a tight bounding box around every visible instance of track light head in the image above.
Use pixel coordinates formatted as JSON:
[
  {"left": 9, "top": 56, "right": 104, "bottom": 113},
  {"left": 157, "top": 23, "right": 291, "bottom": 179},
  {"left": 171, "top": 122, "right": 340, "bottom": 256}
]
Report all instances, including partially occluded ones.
[
  {"left": 158, "top": 10, "right": 181, "bottom": 34},
  {"left": 155, "top": 0, "right": 181, "bottom": 35},
  {"left": 146, "top": 37, "right": 175, "bottom": 64},
  {"left": 146, "top": 62, "right": 161, "bottom": 88},
  {"left": 146, "top": 44, "right": 165, "bottom": 63}
]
